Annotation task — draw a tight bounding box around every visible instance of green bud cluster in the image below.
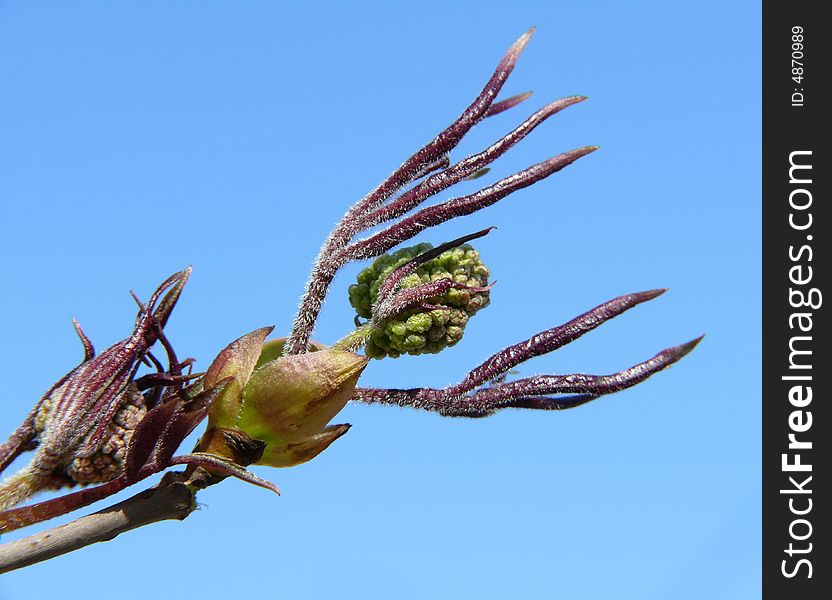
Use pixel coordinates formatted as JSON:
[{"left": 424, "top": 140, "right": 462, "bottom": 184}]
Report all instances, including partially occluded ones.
[{"left": 348, "top": 243, "right": 490, "bottom": 358}]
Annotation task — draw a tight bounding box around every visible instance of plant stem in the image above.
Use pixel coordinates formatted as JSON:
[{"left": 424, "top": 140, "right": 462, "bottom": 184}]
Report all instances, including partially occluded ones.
[
  {"left": 331, "top": 326, "right": 373, "bottom": 352},
  {"left": 0, "top": 470, "right": 212, "bottom": 574}
]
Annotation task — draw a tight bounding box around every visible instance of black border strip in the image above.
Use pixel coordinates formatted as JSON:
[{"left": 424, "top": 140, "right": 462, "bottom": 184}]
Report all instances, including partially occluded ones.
[{"left": 763, "top": 2, "right": 827, "bottom": 596}]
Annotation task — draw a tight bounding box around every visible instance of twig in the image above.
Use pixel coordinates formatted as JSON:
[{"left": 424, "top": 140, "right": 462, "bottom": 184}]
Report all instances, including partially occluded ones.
[{"left": 0, "top": 471, "right": 205, "bottom": 574}]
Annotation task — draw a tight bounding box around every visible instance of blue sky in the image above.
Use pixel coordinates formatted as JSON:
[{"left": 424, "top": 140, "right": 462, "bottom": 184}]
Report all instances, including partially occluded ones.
[{"left": 0, "top": 2, "right": 760, "bottom": 598}]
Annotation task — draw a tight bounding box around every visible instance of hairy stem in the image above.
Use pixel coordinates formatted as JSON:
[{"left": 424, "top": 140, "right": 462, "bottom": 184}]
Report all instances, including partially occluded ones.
[{"left": 284, "top": 30, "right": 534, "bottom": 356}]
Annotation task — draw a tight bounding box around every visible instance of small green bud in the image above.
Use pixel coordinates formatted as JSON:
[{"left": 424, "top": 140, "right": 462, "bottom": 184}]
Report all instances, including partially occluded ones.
[
  {"left": 405, "top": 312, "right": 432, "bottom": 333},
  {"left": 348, "top": 243, "right": 490, "bottom": 358}
]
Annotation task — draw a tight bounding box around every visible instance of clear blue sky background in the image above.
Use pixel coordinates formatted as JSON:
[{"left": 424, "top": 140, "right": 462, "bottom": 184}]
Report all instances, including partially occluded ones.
[{"left": 0, "top": 2, "right": 760, "bottom": 598}]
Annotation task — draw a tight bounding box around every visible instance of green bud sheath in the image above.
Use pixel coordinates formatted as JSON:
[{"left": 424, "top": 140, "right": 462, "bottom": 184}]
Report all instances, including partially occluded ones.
[
  {"left": 237, "top": 350, "right": 368, "bottom": 467},
  {"left": 257, "top": 424, "right": 352, "bottom": 468},
  {"left": 253, "top": 337, "right": 328, "bottom": 371},
  {"left": 198, "top": 330, "right": 367, "bottom": 469},
  {"left": 203, "top": 326, "right": 274, "bottom": 429}
]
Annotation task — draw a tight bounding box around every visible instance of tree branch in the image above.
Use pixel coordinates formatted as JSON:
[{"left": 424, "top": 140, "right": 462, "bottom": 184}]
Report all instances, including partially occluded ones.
[{"left": 0, "top": 471, "right": 203, "bottom": 574}]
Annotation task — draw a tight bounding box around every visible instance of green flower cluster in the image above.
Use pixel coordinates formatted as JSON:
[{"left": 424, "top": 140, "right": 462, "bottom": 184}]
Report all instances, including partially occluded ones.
[{"left": 348, "top": 243, "right": 490, "bottom": 358}]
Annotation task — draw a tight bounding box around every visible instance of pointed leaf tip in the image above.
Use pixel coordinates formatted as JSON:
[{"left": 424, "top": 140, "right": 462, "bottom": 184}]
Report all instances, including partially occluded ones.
[
  {"left": 679, "top": 335, "right": 705, "bottom": 356},
  {"left": 565, "top": 95, "right": 588, "bottom": 106},
  {"left": 641, "top": 288, "right": 668, "bottom": 301},
  {"left": 256, "top": 423, "right": 352, "bottom": 468},
  {"left": 508, "top": 28, "right": 535, "bottom": 58}
]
